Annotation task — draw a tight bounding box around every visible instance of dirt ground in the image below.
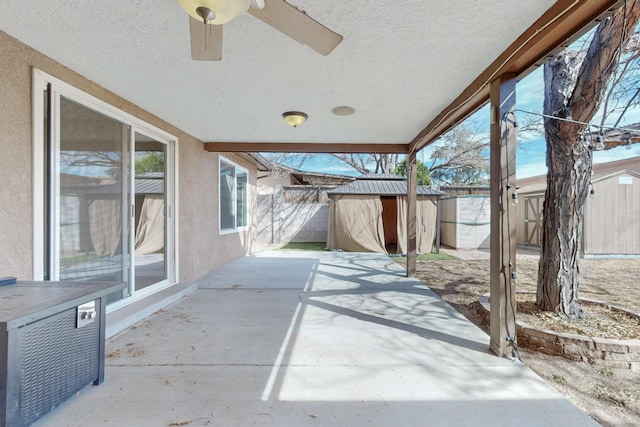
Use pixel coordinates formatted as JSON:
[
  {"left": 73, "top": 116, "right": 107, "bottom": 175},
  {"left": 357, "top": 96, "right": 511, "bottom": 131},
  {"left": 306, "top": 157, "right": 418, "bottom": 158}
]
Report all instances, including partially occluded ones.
[{"left": 409, "top": 253, "right": 640, "bottom": 427}]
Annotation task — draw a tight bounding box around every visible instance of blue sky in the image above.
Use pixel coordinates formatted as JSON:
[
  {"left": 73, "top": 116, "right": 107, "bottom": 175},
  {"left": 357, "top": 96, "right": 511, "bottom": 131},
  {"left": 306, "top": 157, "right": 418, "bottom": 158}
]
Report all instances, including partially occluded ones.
[
  {"left": 503, "top": 67, "right": 640, "bottom": 178},
  {"left": 284, "top": 64, "right": 640, "bottom": 179}
]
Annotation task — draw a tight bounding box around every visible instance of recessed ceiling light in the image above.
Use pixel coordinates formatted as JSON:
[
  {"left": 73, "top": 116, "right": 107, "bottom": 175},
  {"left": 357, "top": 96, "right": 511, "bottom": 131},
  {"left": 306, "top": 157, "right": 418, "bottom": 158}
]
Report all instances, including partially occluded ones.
[{"left": 332, "top": 106, "right": 355, "bottom": 116}]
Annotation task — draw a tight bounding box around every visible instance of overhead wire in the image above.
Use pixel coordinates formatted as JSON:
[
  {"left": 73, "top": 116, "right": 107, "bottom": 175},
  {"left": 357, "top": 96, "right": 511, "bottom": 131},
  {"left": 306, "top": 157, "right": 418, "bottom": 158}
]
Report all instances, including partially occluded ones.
[
  {"left": 491, "top": 2, "right": 634, "bottom": 360},
  {"left": 419, "top": 1, "right": 635, "bottom": 153},
  {"left": 409, "top": 1, "right": 584, "bottom": 155},
  {"left": 514, "top": 109, "right": 640, "bottom": 136}
]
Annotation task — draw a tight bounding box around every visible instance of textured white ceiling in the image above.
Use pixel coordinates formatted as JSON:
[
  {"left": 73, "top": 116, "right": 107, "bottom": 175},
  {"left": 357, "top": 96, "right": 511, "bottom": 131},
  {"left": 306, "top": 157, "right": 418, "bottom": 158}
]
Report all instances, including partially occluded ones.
[{"left": 0, "top": 0, "right": 555, "bottom": 145}]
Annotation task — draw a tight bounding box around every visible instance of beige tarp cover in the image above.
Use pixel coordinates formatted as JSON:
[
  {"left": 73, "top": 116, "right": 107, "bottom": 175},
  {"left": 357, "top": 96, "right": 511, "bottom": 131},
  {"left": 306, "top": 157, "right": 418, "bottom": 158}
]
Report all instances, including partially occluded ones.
[
  {"left": 89, "top": 198, "right": 121, "bottom": 256},
  {"left": 397, "top": 196, "right": 438, "bottom": 255},
  {"left": 329, "top": 195, "right": 386, "bottom": 253},
  {"left": 134, "top": 195, "right": 165, "bottom": 255}
]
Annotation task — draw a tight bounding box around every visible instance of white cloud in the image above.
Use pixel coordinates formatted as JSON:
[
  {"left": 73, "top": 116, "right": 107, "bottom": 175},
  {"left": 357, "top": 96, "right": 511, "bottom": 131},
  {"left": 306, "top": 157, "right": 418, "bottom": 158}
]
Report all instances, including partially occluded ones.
[
  {"left": 517, "top": 68, "right": 544, "bottom": 113},
  {"left": 593, "top": 146, "right": 640, "bottom": 163},
  {"left": 515, "top": 136, "right": 547, "bottom": 178},
  {"left": 614, "top": 110, "right": 640, "bottom": 128},
  {"left": 517, "top": 132, "right": 544, "bottom": 144},
  {"left": 517, "top": 162, "right": 547, "bottom": 178}
]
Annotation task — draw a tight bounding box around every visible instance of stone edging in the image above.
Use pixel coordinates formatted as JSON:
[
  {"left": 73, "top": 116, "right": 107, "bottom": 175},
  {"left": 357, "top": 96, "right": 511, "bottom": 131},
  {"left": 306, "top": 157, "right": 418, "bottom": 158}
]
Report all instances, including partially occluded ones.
[{"left": 478, "top": 294, "right": 640, "bottom": 371}]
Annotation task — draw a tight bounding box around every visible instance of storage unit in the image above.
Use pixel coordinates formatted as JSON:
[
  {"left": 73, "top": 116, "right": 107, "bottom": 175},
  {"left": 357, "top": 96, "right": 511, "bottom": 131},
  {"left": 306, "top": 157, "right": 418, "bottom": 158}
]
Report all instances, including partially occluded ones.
[
  {"left": 440, "top": 195, "right": 491, "bottom": 249},
  {"left": 517, "top": 168, "right": 640, "bottom": 255},
  {"left": 583, "top": 171, "right": 639, "bottom": 255},
  {"left": 0, "top": 280, "right": 126, "bottom": 427},
  {"left": 327, "top": 176, "right": 442, "bottom": 254}
]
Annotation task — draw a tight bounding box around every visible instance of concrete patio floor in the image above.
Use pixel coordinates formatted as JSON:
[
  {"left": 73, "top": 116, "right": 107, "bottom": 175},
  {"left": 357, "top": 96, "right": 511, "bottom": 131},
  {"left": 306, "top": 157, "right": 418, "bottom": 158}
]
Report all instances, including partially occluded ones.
[{"left": 35, "top": 250, "right": 596, "bottom": 426}]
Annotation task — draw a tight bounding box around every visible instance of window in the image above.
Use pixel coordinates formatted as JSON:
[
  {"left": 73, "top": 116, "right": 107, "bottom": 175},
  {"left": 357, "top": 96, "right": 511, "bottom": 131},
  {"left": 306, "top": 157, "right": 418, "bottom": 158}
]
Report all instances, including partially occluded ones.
[
  {"left": 236, "top": 170, "right": 247, "bottom": 228},
  {"left": 219, "top": 157, "right": 248, "bottom": 232}
]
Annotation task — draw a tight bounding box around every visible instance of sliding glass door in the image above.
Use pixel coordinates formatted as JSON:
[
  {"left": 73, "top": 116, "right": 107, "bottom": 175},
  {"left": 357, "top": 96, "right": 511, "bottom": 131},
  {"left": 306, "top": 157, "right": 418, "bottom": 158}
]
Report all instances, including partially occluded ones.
[
  {"left": 57, "top": 97, "right": 130, "bottom": 292},
  {"left": 133, "top": 134, "right": 168, "bottom": 291},
  {"left": 39, "top": 72, "right": 177, "bottom": 306}
]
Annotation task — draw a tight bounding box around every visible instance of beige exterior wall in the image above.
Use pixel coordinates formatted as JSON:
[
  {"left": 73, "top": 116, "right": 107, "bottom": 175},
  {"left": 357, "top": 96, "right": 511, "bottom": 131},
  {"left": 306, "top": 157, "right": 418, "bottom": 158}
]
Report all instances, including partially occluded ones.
[
  {"left": 257, "top": 173, "right": 294, "bottom": 195},
  {"left": 584, "top": 172, "right": 639, "bottom": 255},
  {"left": 0, "top": 30, "right": 255, "bottom": 283},
  {"left": 440, "top": 196, "right": 491, "bottom": 249},
  {"left": 517, "top": 172, "right": 639, "bottom": 255}
]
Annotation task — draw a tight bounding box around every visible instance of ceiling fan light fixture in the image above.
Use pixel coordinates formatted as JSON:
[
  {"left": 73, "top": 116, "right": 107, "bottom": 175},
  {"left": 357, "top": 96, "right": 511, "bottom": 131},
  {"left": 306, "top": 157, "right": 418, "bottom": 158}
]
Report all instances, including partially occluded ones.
[
  {"left": 250, "top": 0, "right": 265, "bottom": 10},
  {"left": 283, "top": 111, "right": 308, "bottom": 127},
  {"left": 178, "top": 0, "right": 252, "bottom": 25},
  {"left": 332, "top": 106, "right": 355, "bottom": 116},
  {"left": 196, "top": 6, "right": 215, "bottom": 23}
]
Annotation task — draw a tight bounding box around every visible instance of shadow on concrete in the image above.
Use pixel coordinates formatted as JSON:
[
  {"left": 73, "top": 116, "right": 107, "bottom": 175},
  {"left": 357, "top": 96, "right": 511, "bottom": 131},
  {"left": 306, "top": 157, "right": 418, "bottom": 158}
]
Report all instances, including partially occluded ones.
[{"left": 35, "top": 250, "right": 596, "bottom": 427}]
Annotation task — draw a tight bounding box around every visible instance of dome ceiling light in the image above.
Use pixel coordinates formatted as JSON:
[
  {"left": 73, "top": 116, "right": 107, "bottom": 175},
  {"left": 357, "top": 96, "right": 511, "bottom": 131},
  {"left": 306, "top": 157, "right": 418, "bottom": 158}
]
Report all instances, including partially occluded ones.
[{"left": 282, "top": 111, "right": 308, "bottom": 128}]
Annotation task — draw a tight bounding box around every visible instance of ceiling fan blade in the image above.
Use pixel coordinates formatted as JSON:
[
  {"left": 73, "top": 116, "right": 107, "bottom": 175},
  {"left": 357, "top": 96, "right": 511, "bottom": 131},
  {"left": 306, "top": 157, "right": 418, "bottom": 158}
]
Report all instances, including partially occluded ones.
[
  {"left": 189, "top": 16, "right": 223, "bottom": 61},
  {"left": 248, "top": 0, "right": 343, "bottom": 56}
]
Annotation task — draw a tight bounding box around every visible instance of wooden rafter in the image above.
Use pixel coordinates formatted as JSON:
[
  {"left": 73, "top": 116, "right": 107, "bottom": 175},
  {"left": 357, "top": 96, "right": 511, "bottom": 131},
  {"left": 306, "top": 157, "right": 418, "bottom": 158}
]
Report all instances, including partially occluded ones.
[
  {"left": 204, "top": 142, "right": 408, "bottom": 154},
  {"left": 408, "top": 0, "right": 624, "bottom": 154},
  {"left": 202, "top": 2, "right": 623, "bottom": 158}
]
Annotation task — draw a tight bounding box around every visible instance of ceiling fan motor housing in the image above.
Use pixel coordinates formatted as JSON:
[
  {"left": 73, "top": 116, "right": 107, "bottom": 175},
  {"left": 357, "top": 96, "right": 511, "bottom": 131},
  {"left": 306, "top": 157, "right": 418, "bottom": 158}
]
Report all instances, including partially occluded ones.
[{"left": 178, "top": 0, "right": 252, "bottom": 24}]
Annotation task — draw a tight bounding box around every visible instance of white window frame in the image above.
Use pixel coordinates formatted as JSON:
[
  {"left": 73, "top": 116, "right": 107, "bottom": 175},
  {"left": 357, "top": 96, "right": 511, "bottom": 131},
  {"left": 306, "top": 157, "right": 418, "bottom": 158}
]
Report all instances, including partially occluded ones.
[
  {"left": 218, "top": 156, "right": 248, "bottom": 235},
  {"left": 32, "top": 69, "right": 180, "bottom": 304}
]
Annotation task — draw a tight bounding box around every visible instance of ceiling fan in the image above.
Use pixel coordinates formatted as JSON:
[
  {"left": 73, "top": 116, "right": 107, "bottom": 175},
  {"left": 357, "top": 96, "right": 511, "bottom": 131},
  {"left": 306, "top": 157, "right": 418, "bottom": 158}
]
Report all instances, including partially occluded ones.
[{"left": 177, "top": 0, "right": 343, "bottom": 61}]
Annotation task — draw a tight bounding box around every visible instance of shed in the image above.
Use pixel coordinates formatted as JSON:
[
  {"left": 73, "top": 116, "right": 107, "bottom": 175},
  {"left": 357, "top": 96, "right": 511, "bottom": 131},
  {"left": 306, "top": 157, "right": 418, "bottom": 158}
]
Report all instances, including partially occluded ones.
[
  {"left": 133, "top": 172, "right": 166, "bottom": 255},
  {"left": 256, "top": 166, "right": 355, "bottom": 248},
  {"left": 326, "top": 175, "right": 442, "bottom": 254},
  {"left": 584, "top": 170, "right": 639, "bottom": 255},
  {"left": 517, "top": 167, "right": 640, "bottom": 256},
  {"left": 58, "top": 172, "right": 166, "bottom": 258},
  {"left": 440, "top": 195, "right": 491, "bottom": 249}
]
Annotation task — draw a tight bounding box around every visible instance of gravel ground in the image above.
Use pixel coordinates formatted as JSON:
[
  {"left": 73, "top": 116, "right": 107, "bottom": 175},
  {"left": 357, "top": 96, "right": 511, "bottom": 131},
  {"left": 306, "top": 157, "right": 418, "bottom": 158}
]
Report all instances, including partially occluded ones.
[{"left": 406, "top": 249, "right": 640, "bottom": 427}]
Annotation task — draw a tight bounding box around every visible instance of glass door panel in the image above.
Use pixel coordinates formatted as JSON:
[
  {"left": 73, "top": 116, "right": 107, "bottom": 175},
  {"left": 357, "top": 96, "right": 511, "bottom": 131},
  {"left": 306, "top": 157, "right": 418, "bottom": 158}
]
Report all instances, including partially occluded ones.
[
  {"left": 58, "top": 97, "right": 129, "bottom": 300},
  {"left": 219, "top": 161, "right": 235, "bottom": 230},
  {"left": 134, "top": 134, "right": 167, "bottom": 290},
  {"left": 42, "top": 79, "right": 176, "bottom": 306}
]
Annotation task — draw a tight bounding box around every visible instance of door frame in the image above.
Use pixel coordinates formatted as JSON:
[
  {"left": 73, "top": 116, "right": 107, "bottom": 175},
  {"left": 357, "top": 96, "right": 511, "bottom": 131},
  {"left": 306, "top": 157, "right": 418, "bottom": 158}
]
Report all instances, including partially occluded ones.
[
  {"left": 524, "top": 193, "right": 544, "bottom": 247},
  {"left": 32, "top": 69, "right": 179, "bottom": 306}
]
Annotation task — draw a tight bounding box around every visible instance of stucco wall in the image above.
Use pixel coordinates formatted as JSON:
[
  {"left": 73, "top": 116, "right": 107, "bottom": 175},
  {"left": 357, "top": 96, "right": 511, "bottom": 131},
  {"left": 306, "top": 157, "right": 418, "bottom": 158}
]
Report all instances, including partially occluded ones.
[
  {"left": 0, "top": 30, "right": 254, "bottom": 283},
  {"left": 0, "top": 31, "right": 41, "bottom": 278},
  {"left": 278, "top": 203, "right": 328, "bottom": 243},
  {"left": 255, "top": 187, "right": 328, "bottom": 249},
  {"left": 257, "top": 173, "right": 294, "bottom": 195}
]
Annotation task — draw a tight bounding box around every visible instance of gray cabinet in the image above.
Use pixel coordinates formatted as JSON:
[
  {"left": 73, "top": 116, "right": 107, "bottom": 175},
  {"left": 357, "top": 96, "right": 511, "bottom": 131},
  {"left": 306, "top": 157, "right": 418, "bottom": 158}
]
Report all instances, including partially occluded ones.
[{"left": 0, "top": 281, "right": 126, "bottom": 427}]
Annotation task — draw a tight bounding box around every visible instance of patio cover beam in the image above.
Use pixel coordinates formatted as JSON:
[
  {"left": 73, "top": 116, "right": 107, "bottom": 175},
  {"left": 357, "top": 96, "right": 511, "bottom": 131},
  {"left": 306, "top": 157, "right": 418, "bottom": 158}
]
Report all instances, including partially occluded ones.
[
  {"left": 205, "top": 142, "right": 408, "bottom": 154},
  {"left": 406, "top": 151, "right": 417, "bottom": 278},
  {"left": 408, "top": 0, "right": 623, "bottom": 153}
]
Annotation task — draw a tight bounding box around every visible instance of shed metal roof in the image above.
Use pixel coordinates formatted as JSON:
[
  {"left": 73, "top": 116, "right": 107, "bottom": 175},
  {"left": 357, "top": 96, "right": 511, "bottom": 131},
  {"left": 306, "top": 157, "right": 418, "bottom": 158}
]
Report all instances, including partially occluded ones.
[
  {"left": 591, "top": 169, "right": 640, "bottom": 184},
  {"left": 136, "top": 172, "right": 163, "bottom": 179},
  {"left": 358, "top": 173, "right": 404, "bottom": 181},
  {"left": 328, "top": 180, "right": 443, "bottom": 196},
  {"left": 61, "top": 178, "right": 164, "bottom": 195},
  {"left": 135, "top": 178, "right": 164, "bottom": 194},
  {"left": 517, "top": 157, "right": 640, "bottom": 194}
]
